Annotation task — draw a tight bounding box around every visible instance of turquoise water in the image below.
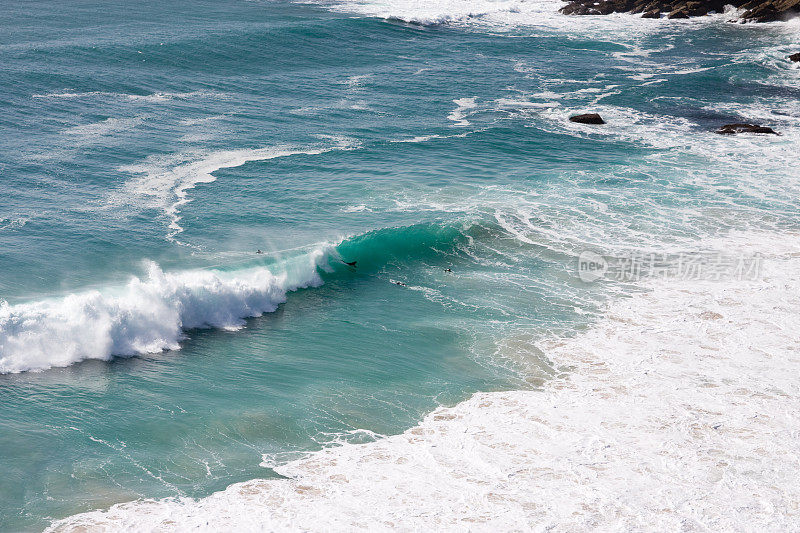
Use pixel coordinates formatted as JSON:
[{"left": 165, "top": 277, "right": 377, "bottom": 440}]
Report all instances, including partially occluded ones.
[{"left": 2, "top": 0, "right": 800, "bottom": 530}]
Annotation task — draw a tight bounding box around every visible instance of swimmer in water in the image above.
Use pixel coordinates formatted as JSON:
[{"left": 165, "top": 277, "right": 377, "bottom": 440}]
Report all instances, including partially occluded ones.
[{"left": 256, "top": 250, "right": 264, "bottom": 254}]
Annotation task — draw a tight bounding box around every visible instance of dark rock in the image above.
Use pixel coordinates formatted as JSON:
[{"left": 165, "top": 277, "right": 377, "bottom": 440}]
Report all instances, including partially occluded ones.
[
  {"left": 611, "top": 0, "right": 636, "bottom": 10},
  {"left": 773, "top": 0, "right": 800, "bottom": 13},
  {"left": 559, "top": 0, "right": 800, "bottom": 20},
  {"left": 715, "top": 123, "right": 779, "bottom": 135},
  {"left": 560, "top": 2, "right": 578, "bottom": 14},
  {"left": 738, "top": 0, "right": 763, "bottom": 9},
  {"left": 700, "top": 0, "right": 730, "bottom": 12},
  {"left": 742, "top": 4, "right": 780, "bottom": 21},
  {"left": 598, "top": 1, "right": 616, "bottom": 14},
  {"left": 684, "top": 1, "right": 710, "bottom": 15},
  {"left": 642, "top": 8, "right": 662, "bottom": 16},
  {"left": 668, "top": 7, "right": 690, "bottom": 17},
  {"left": 570, "top": 113, "right": 606, "bottom": 125},
  {"left": 649, "top": 1, "right": 669, "bottom": 11},
  {"left": 742, "top": 0, "right": 800, "bottom": 21},
  {"left": 789, "top": 52, "right": 800, "bottom": 62}
]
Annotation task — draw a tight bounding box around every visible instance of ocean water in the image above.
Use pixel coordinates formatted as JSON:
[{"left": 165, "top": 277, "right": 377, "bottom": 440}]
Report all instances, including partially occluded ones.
[{"left": 1, "top": 0, "right": 799, "bottom": 530}]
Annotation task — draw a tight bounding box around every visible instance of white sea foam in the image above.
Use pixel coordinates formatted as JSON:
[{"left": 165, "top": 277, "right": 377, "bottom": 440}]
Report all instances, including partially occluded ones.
[
  {"left": 322, "top": 0, "right": 575, "bottom": 27},
  {"left": 32, "top": 91, "right": 223, "bottom": 102},
  {"left": 447, "top": 96, "right": 478, "bottom": 126},
  {"left": 63, "top": 117, "right": 145, "bottom": 137},
  {"left": 340, "top": 204, "right": 372, "bottom": 212},
  {"left": 0, "top": 249, "right": 332, "bottom": 374},
  {"left": 45, "top": 232, "right": 800, "bottom": 530},
  {"left": 393, "top": 134, "right": 443, "bottom": 143},
  {"left": 0, "top": 215, "right": 30, "bottom": 231},
  {"left": 343, "top": 73, "right": 372, "bottom": 90},
  {"left": 178, "top": 115, "right": 229, "bottom": 126},
  {"left": 319, "top": 0, "right": 736, "bottom": 31},
  {"left": 325, "top": 0, "right": 531, "bottom": 25},
  {"left": 116, "top": 138, "right": 357, "bottom": 243},
  {"left": 383, "top": 87, "right": 800, "bottom": 254},
  {"left": 391, "top": 130, "right": 478, "bottom": 143}
]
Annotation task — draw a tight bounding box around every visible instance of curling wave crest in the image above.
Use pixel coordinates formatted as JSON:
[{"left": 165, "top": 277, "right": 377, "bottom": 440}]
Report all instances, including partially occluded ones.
[{"left": 0, "top": 250, "right": 330, "bottom": 374}]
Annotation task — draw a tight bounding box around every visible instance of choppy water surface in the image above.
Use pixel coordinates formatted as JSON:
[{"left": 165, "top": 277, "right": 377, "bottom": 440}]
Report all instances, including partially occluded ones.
[{"left": 1, "top": 0, "right": 799, "bottom": 529}]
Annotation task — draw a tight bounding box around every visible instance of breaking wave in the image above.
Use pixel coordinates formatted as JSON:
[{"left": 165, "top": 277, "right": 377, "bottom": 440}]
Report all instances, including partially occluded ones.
[
  {"left": 0, "top": 250, "right": 330, "bottom": 374},
  {"left": 0, "top": 221, "right": 473, "bottom": 374}
]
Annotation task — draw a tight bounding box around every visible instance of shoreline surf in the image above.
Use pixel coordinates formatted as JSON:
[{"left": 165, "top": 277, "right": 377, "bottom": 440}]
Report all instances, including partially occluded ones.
[{"left": 45, "top": 231, "right": 800, "bottom": 531}]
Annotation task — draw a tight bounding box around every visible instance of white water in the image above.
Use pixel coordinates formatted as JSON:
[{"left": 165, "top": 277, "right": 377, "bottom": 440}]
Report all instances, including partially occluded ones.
[
  {"left": 322, "top": 0, "right": 744, "bottom": 30},
  {"left": 64, "top": 117, "right": 146, "bottom": 137},
  {"left": 447, "top": 97, "right": 478, "bottom": 126},
  {"left": 0, "top": 249, "right": 331, "bottom": 374},
  {"left": 325, "top": 0, "right": 577, "bottom": 26},
  {"left": 32, "top": 91, "right": 224, "bottom": 102},
  {"left": 46, "top": 231, "right": 800, "bottom": 531}
]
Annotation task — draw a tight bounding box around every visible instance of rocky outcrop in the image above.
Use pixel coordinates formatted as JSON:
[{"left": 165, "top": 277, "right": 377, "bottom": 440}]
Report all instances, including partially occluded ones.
[
  {"left": 789, "top": 53, "right": 800, "bottom": 62},
  {"left": 715, "top": 123, "right": 780, "bottom": 135},
  {"left": 668, "top": 7, "right": 690, "bottom": 17},
  {"left": 570, "top": 113, "right": 606, "bottom": 124},
  {"left": 740, "top": 0, "right": 800, "bottom": 20},
  {"left": 560, "top": 0, "right": 800, "bottom": 21}
]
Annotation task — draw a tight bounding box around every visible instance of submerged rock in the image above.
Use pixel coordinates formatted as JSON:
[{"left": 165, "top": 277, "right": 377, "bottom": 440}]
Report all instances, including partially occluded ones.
[
  {"left": 569, "top": 113, "right": 606, "bottom": 125},
  {"left": 715, "top": 123, "right": 780, "bottom": 135}
]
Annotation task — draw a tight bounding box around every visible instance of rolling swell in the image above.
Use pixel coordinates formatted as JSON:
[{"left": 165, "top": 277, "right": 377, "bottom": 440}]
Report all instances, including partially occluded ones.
[
  {"left": 334, "top": 221, "right": 472, "bottom": 270},
  {"left": 0, "top": 221, "right": 474, "bottom": 374}
]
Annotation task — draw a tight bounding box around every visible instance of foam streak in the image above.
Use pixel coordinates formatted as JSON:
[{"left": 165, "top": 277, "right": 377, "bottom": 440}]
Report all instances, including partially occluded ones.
[{"left": 119, "top": 139, "right": 356, "bottom": 244}]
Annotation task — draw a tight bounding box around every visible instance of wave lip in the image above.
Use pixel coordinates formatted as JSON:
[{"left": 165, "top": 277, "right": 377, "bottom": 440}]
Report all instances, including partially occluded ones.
[{"left": 0, "top": 250, "right": 330, "bottom": 375}]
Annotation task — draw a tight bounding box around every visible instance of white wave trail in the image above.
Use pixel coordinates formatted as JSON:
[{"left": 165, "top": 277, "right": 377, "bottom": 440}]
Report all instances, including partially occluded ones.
[
  {"left": 32, "top": 91, "right": 222, "bottom": 102},
  {"left": 45, "top": 232, "right": 800, "bottom": 531},
  {"left": 117, "top": 138, "right": 357, "bottom": 244},
  {"left": 64, "top": 117, "right": 145, "bottom": 137},
  {"left": 325, "top": 0, "right": 547, "bottom": 25},
  {"left": 0, "top": 250, "right": 331, "bottom": 374}
]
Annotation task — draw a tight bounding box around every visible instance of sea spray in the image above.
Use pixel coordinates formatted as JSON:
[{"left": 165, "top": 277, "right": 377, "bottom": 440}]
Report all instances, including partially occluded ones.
[
  {"left": 0, "top": 221, "right": 476, "bottom": 374},
  {"left": 0, "top": 249, "right": 331, "bottom": 374}
]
